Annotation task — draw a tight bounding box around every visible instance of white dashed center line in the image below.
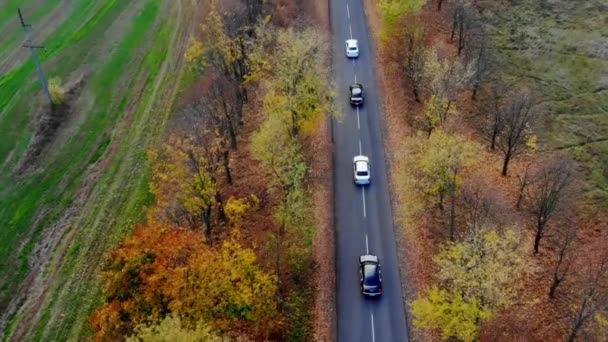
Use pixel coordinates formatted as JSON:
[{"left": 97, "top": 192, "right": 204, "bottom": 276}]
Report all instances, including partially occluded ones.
[
  {"left": 346, "top": 3, "right": 350, "bottom": 19},
  {"left": 362, "top": 186, "right": 367, "bottom": 218},
  {"left": 365, "top": 234, "right": 369, "bottom": 253},
  {"left": 371, "top": 313, "right": 376, "bottom": 342},
  {"left": 356, "top": 106, "right": 360, "bottom": 129},
  {"left": 358, "top": 139, "right": 362, "bottom": 155}
]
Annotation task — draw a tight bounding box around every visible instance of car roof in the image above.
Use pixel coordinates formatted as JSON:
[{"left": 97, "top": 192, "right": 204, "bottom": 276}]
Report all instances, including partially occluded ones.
[
  {"left": 359, "top": 254, "right": 379, "bottom": 264},
  {"left": 346, "top": 39, "right": 358, "bottom": 46},
  {"left": 353, "top": 155, "right": 369, "bottom": 163},
  {"left": 363, "top": 263, "right": 381, "bottom": 286},
  {"left": 355, "top": 161, "right": 369, "bottom": 172}
]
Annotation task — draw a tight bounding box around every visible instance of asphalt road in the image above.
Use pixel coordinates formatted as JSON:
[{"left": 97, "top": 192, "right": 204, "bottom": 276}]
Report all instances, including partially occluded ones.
[{"left": 330, "top": 0, "right": 410, "bottom": 341}]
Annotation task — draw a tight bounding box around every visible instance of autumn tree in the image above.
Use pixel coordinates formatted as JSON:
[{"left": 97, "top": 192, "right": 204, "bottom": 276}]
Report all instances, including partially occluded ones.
[
  {"left": 249, "top": 27, "right": 333, "bottom": 139},
  {"left": 411, "top": 226, "right": 528, "bottom": 340},
  {"left": 186, "top": 0, "right": 264, "bottom": 128},
  {"left": 495, "top": 90, "right": 536, "bottom": 176},
  {"left": 127, "top": 315, "right": 224, "bottom": 342},
  {"left": 90, "top": 225, "right": 279, "bottom": 340},
  {"left": 148, "top": 134, "right": 221, "bottom": 243},
  {"left": 90, "top": 224, "right": 204, "bottom": 341},
  {"left": 169, "top": 238, "right": 279, "bottom": 335},
  {"left": 377, "top": 0, "right": 425, "bottom": 40},
  {"left": 251, "top": 114, "right": 312, "bottom": 279},
  {"left": 404, "top": 26, "right": 426, "bottom": 102},
  {"left": 568, "top": 251, "right": 608, "bottom": 342},
  {"left": 525, "top": 156, "right": 574, "bottom": 254},
  {"left": 409, "top": 130, "right": 479, "bottom": 239},
  {"left": 423, "top": 49, "right": 464, "bottom": 135},
  {"left": 411, "top": 286, "right": 490, "bottom": 341}
]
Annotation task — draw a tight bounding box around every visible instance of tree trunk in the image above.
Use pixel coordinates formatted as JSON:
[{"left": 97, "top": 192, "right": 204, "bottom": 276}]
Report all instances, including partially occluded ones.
[
  {"left": 501, "top": 152, "right": 512, "bottom": 176},
  {"left": 549, "top": 273, "right": 561, "bottom": 299},
  {"left": 216, "top": 193, "right": 226, "bottom": 222},
  {"left": 451, "top": 10, "right": 458, "bottom": 42},
  {"left": 490, "top": 123, "right": 499, "bottom": 150},
  {"left": 472, "top": 84, "right": 479, "bottom": 100},
  {"left": 228, "top": 124, "right": 238, "bottom": 150},
  {"left": 449, "top": 170, "right": 458, "bottom": 241},
  {"left": 413, "top": 86, "right": 420, "bottom": 102},
  {"left": 458, "top": 20, "right": 465, "bottom": 56},
  {"left": 203, "top": 207, "right": 213, "bottom": 246},
  {"left": 438, "top": 191, "right": 445, "bottom": 210},
  {"left": 533, "top": 228, "right": 542, "bottom": 254},
  {"left": 567, "top": 320, "right": 584, "bottom": 342},
  {"left": 437, "top": 0, "right": 444, "bottom": 11},
  {"left": 223, "top": 150, "right": 232, "bottom": 185}
]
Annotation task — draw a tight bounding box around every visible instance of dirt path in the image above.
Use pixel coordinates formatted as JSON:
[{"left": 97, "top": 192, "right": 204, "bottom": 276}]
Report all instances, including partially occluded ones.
[{"left": 2, "top": 1, "right": 198, "bottom": 340}]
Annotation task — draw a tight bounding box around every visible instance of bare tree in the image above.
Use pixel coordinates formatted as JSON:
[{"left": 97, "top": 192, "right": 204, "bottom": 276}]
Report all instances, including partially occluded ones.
[
  {"left": 525, "top": 156, "right": 574, "bottom": 254},
  {"left": 405, "top": 27, "right": 426, "bottom": 102},
  {"left": 464, "top": 29, "right": 497, "bottom": 100},
  {"left": 182, "top": 91, "right": 234, "bottom": 186},
  {"left": 461, "top": 175, "right": 505, "bottom": 230},
  {"left": 515, "top": 161, "right": 533, "bottom": 209},
  {"left": 478, "top": 81, "right": 509, "bottom": 150},
  {"left": 495, "top": 91, "right": 535, "bottom": 176},
  {"left": 548, "top": 220, "right": 577, "bottom": 298},
  {"left": 203, "top": 70, "right": 241, "bottom": 150},
  {"left": 568, "top": 251, "right": 608, "bottom": 342},
  {"left": 451, "top": 0, "right": 479, "bottom": 56}
]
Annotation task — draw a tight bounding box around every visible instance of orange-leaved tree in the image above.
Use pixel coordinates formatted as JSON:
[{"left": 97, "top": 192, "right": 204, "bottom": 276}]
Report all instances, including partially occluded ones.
[
  {"left": 89, "top": 223, "right": 204, "bottom": 341},
  {"left": 90, "top": 225, "right": 280, "bottom": 340}
]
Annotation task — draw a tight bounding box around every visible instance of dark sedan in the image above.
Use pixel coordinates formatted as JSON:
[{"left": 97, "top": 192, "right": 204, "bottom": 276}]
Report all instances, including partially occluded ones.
[
  {"left": 349, "top": 83, "right": 364, "bottom": 105},
  {"left": 359, "top": 254, "right": 382, "bottom": 296}
]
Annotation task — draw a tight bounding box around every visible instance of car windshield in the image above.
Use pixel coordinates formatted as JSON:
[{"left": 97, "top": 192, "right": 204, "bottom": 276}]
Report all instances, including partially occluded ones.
[
  {"left": 357, "top": 171, "right": 368, "bottom": 176},
  {"left": 363, "top": 264, "right": 380, "bottom": 286},
  {"left": 348, "top": 46, "right": 357, "bottom": 50}
]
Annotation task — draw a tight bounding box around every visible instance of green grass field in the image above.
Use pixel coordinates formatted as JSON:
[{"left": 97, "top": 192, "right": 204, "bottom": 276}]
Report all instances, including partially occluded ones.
[
  {"left": 485, "top": 0, "right": 608, "bottom": 205},
  {"left": 0, "top": 0, "right": 196, "bottom": 339}
]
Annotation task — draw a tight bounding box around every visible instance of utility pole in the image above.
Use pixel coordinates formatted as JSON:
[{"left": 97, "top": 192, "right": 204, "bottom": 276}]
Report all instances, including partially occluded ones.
[{"left": 18, "top": 7, "right": 53, "bottom": 104}]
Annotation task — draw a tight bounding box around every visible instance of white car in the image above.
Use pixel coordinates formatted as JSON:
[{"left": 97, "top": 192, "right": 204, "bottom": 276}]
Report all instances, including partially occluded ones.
[
  {"left": 353, "top": 155, "right": 370, "bottom": 185},
  {"left": 346, "top": 39, "right": 359, "bottom": 58}
]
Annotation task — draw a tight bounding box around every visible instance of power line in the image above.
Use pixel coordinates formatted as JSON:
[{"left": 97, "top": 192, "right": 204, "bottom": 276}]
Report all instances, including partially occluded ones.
[{"left": 18, "top": 7, "right": 52, "bottom": 104}]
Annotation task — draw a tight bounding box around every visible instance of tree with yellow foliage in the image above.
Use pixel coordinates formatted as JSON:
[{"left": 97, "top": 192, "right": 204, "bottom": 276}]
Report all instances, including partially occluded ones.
[
  {"left": 411, "top": 286, "right": 490, "bottom": 342},
  {"left": 411, "top": 226, "right": 528, "bottom": 340},
  {"left": 128, "top": 315, "right": 224, "bottom": 342},
  {"left": 249, "top": 26, "right": 334, "bottom": 139},
  {"left": 169, "top": 239, "right": 279, "bottom": 335},
  {"left": 377, "top": 0, "right": 425, "bottom": 41},
  {"left": 411, "top": 130, "right": 479, "bottom": 239},
  {"left": 423, "top": 49, "right": 464, "bottom": 136},
  {"left": 48, "top": 77, "right": 65, "bottom": 105},
  {"left": 148, "top": 134, "right": 219, "bottom": 243}
]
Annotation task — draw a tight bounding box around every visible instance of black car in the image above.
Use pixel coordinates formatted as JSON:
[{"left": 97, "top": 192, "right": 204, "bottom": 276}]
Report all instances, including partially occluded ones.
[
  {"left": 349, "top": 83, "right": 364, "bottom": 105},
  {"left": 359, "top": 254, "right": 382, "bottom": 296}
]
